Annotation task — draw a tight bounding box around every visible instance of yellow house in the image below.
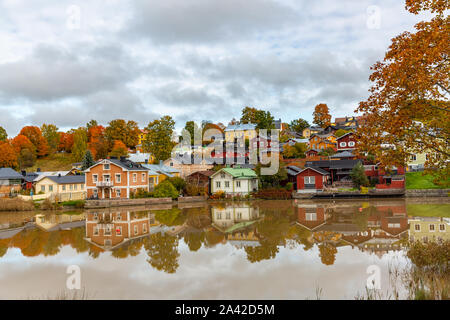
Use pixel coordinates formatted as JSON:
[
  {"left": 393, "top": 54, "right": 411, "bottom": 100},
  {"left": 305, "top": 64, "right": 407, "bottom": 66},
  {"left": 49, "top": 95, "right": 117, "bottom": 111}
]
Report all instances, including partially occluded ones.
[
  {"left": 137, "top": 129, "right": 147, "bottom": 146},
  {"left": 309, "top": 134, "right": 337, "bottom": 151},
  {"left": 35, "top": 175, "right": 86, "bottom": 201},
  {"left": 225, "top": 124, "right": 257, "bottom": 142},
  {"left": 302, "top": 126, "right": 324, "bottom": 139},
  {"left": 407, "top": 152, "right": 427, "bottom": 171},
  {"left": 142, "top": 161, "right": 181, "bottom": 189}
]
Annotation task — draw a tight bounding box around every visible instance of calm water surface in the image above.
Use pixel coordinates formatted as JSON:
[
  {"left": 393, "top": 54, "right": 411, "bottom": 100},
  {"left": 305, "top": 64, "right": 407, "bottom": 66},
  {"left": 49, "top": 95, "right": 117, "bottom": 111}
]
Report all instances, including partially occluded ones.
[{"left": 0, "top": 198, "right": 449, "bottom": 299}]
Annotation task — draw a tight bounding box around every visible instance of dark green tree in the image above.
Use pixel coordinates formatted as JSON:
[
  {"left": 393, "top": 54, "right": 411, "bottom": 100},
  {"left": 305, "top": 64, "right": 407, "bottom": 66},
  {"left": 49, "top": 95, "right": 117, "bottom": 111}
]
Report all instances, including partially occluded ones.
[
  {"left": 81, "top": 150, "right": 95, "bottom": 170},
  {"left": 350, "top": 162, "right": 370, "bottom": 188}
]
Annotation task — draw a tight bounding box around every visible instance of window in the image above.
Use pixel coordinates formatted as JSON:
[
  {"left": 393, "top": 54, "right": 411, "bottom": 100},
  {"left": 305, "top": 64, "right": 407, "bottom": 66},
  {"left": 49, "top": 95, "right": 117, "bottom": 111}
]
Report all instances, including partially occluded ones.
[
  {"left": 348, "top": 141, "right": 355, "bottom": 147},
  {"left": 93, "top": 189, "right": 98, "bottom": 197},
  {"left": 49, "top": 185, "right": 53, "bottom": 192},
  {"left": 103, "top": 174, "right": 110, "bottom": 182},
  {"left": 105, "top": 239, "right": 112, "bottom": 246},
  {"left": 62, "top": 185, "right": 66, "bottom": 191},
  {"left": 74, "top": 184, "right": 77, "bottom": 191},
  {"left": 226, "top": 212, "right": 231, "bottom": 219},
  {"left": 105, "top": 225, "right": 112, "bottom": 235},
  {"left": 143, "top": 223, "right": 147, "bottom": 233},
  {"left": 93, "top": 174, "right": 98, "bottom": 183},
  {"left": 237, "top": 212, "right": 242, "bottom": 220},
  {"left": 339, "top": 142, "right": 347, "bottom": 147},
  {"left": 216, "top": 213, "right": 222, "bottom": 219},
  {"left": 142, "top": 173, "right": 146, "bottom": 182},
  {"left": 116, "top": 189, "right": 121, "bottom": 198},
  {"left": 410, "top": 154, "right": 417, "bottom": 161},
  {"left": 134, "top": 225, "right": 138, "bottom": 235},
  {"left": 439, "top": 224, "right": 445, "bottom": 231},
  {"left": 116, "top": 226, "right": 122, "bottom": 236},
  {"left": 415, "top": 224, "right": 420, "bottom": 231},
  {"left": 306, "top": 213, "right": 317, "bottom": 221},
  {"left": 133, "top": 173, "right": 137, "bottom": 182},
  {"left": 225, "top": 181, "right": 230, "bottom": 188},
  {"left": 70, "top": 184, "right": 73, "bottom": 191},
  {"left": 216, "top": 181, "right": 221, "bottom": 188},
  {"left": 115, "top": 174, "right": 121, "bottom": 183},
  {"left": 94, "top": 226, "right": 99, "bottom": 236},
  {"left": 103, "top": 163, "right": 110, "bottom": 170},
  {"left": 116, "top": 213, "right": 122, "bottom": 221},
  {"left": 430, "top": 224, "right": 435, "bottom": 231},
  {"left": 41, "top": 185, "right": 45, "bottom": 192},
  {"left": 81, "top": 184, "right": 84, "bottom": 190},
  {"left": 220, "top": 173, "right": 225, "bottom": 179},
  {"left": 388, "top": 223, "right": 401, "bottom": 228},
  {"left": 236, "top": 181, "right": 241, "bottom": 188},
  {"left": 304, "top": 176, "right": 315, "bottom": 184}
]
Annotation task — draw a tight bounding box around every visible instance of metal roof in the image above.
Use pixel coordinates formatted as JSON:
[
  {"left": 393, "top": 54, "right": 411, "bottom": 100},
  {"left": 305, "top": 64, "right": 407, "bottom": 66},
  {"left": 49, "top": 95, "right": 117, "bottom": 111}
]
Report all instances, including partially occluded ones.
[{"left": 0, "top": 168, "right": 23, "bottom": 180}]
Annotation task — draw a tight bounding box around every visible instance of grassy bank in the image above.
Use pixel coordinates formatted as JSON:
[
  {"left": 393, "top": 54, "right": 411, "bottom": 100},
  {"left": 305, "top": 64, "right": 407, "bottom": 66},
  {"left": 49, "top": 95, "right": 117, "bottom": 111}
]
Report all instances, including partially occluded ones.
[
  {"left": 0, "top": 198, "right": 35, "bottom": 211},
  {"left": 406, "top": 204, "right": 450, "bottom": 218},
  {"left": 406, "top": 172, "right": 447, "bottom": 189},
  {"left": 28, "top": 153, "right": 74, "bottom": 172}
]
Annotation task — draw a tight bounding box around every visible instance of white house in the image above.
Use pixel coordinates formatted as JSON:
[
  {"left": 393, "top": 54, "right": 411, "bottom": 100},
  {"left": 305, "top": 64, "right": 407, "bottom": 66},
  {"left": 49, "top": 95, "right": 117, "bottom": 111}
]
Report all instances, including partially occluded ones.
[{"left": 210, "top": 167, "right": 258, "bottom": 195}]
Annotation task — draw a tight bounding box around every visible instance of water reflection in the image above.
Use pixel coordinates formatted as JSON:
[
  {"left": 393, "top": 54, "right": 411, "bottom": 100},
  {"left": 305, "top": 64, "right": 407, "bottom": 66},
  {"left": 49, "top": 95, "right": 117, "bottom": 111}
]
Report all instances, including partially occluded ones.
[{"left": 0, "top": 200, "right": 448, "bottom": 271}]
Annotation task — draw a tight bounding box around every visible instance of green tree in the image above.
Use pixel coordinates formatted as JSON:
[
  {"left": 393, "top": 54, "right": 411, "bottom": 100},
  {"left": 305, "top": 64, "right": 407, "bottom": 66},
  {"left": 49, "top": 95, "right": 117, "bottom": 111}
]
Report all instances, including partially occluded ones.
[
  {"left": 0, "top": 126, "right": 7, "bottom": 141},
  {"left": 81, "top": 150, "right": 95, "bottom": 170},
  {"left": 143, "top": 116, "right": 176, "bottom": 161},
  {"left": 350, "top": 162, "right": 369, "bottom": 188},
  {"left": 168, "top": 177, "right": 186, "bottom": 192},
  {"left": 41, "top": 124, "right": 59, "bottom": 153},
  {"left": 18, "top": 148, "right": 36, "bottom": 169},
  {"left": 105, "top": 119, "right": 140, "bottom": 149},
  {"left": 153, "top": 180, "right": 179, "bottom": 199},
  {"left": 71, "top": 127, "right": 88, "bottom": 162},
  {"left": 86, "top": 119, "right": 98, "bottom": 131},
  {"left": 240, "top": 107, "right": 275, "bottom": 130},
  {"left": 290, "top": 118, "right": 309, "bottom": 134},
  {"left": 255, "top": 160, "right": 288, "bottom": 189}
]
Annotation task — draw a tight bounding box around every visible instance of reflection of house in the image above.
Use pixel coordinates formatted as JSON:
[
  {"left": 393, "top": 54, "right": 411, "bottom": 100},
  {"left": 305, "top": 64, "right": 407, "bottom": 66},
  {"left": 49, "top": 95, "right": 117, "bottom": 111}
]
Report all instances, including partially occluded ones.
[
  {"left": 408, "top": 217, "right": 450, "bottom": 243},
  {"left": 296, "top": 204, "right": 328, "bottom": 230},
  {"left": 211, "top": 204, "right": 259, "bottom": 231},
  {"left": 35, "top": 213, "right": 85, "bottom": 231},
  {"left": 85, "top": 211, "right": 150, "bottom": 250}
]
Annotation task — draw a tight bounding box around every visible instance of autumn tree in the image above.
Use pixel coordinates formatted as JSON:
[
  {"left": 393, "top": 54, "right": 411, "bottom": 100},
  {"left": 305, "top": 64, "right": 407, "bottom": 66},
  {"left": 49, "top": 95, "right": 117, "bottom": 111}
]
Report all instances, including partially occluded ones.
[
  {"left": 182, "top": 121, "right": 202, "bottom": 145},
  {"left": 41, "top": 124, "right": 59, "bottom": 153},
  {"left": 11, "top": 135, "right": 35, "bottom": 155},
  {"left": 144, "top": 233, "right": 180, "bottom": 274},
  {"left": 105, "top": 119, "right": 140, "bottom": 149},
  {"left": 240, "top": 106, "right": 275, "bottom": 130},
  {"left": 88, "top": 125, "right": 108, "bottom": 160},
  {"left": 289, "top": 118, "right": 310, "bottom": 134},
  {"left": 19, "top": 126, "right": 49, "bottom": 157},
  {"left": 0, "top": 126, "right": 7, "bottom": 141},
  {"left": 71, "top": 128, "right": 88, "bottom": 162},
  {"left": 313, "top": 104, "right": 332, "bottom": 128},
  {"left": 143, "top": 116, "right": 176, "bottom": 161},
  {"left": 0, "top": 141, "right": 18, "bottom": 168},
  {"left": 356, "top": 0, "right": 449, "bottom": 185},
  {"left": 86, "top": 119, "right": 98, "bottom": 131},
  {"left": 109, "top": 140, "right": 128, "bottom": 158}
]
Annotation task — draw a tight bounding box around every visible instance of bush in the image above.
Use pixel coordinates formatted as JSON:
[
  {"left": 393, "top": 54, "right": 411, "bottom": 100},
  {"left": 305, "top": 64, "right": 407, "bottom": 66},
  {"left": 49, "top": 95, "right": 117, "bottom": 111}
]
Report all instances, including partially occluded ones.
[
  {"left": 153, "top": 180, "right": 179, "bottom": 199},
  {"left": 131, "top": 188, "right": 154, "bottom": 199},
  {"left": 0, "top": 198, "right": 35, "bottom": 211},
  {"left": 62, "top": 200, "right": 85, "bottom": 208},
  {"left": 185, "top": 183, "right": 205, "bottom": 196},
  {"left": 350, "top": 162, "right": 369, "bottom": 188},
  {"left": 210, "top": 190, "right": 226, "bottom": 200},
  {"left": 40, "top": 198, "right": 61, "bottom": 210},
  {"left": 253, "top": 188, "right": 292, "bottom": 199},
  {"left": 168, "top": 177, "right": 186, "bottom": 192},
  {"left": 284, "top": 182, "right": 293, "bottom": 191}
]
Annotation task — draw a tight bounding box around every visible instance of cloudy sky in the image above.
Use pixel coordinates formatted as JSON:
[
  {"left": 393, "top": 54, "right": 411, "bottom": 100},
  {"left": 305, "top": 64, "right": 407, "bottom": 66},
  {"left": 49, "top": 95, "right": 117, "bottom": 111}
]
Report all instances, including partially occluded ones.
[{"left": 0, "top": 0, "right": 429, "bottom": 136}]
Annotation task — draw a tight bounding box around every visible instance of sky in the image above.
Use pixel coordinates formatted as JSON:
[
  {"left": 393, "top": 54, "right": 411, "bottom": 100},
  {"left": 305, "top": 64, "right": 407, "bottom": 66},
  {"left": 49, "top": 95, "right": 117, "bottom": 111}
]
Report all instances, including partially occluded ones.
[{"left": 0, "top": 0, "right": 430, "bottom": 136}]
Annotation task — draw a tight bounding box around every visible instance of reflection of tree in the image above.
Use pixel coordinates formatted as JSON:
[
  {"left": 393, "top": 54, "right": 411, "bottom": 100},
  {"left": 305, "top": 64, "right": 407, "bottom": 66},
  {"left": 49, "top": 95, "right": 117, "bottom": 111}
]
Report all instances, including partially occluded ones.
[
  {"left": 111, "top": 239, "right": 145, "bottom": 259},
  {"left": 245, "top": 242, "right": 278, "bottom": 263},
  {"left": 319, "top": 243, "right": 337, "bottom": 266},
  {"left": 42, "top": 231, "right": 62, "bottom": 256},
  {"left": 68, "top": 227, "right": 89, "bottom": 253},
  {"left": 183, "top": 231, "right": 205, "bottom": 252},
  {"left": 292, "top": 226, "right": 314, "bottom": 251},
  {"left": 154, "top": 208, "right": 186, "bottom": 226},
  {"left": 144, "top": 233, "right": 179, "bottom": 274},
  {"left": 0, "top": 244, "right": 7, "bottom": 258}
]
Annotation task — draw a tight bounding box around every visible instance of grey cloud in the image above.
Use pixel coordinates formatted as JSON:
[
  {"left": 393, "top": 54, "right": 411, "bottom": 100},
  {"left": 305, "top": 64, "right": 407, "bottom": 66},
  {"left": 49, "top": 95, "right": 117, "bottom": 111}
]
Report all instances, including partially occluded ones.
[{"left": 127, "top": 0, "right": 298, "bottom": 44}]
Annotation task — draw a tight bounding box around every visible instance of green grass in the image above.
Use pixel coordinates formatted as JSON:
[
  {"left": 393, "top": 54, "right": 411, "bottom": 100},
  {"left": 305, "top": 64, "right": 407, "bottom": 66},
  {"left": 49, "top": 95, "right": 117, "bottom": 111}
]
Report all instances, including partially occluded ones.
[
  {"left": 406, "top": 204, "right": 450, "bottom": 218},
  {"left": 405, "top": 172, "right": 446, "bottom": 189},
  {"left": 61, "top": 200, "right": 85, "bottom": 208},
  {"left": 28, "top": 152, "right": 74, "bottom": 172}
]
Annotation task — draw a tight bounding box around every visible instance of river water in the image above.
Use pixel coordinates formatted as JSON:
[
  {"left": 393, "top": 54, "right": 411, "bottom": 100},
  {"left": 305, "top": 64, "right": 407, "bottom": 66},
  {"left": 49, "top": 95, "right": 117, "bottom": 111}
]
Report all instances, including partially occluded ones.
[{"left": 0, "top": 198, "right": 448, "bottom": 299}]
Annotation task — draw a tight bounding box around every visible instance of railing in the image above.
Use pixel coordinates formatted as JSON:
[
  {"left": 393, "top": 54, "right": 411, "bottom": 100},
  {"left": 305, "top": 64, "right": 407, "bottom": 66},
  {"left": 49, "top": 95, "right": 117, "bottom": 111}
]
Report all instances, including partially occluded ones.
[{"left": 96, "top": 181, "right": 113, "bottom": 187}]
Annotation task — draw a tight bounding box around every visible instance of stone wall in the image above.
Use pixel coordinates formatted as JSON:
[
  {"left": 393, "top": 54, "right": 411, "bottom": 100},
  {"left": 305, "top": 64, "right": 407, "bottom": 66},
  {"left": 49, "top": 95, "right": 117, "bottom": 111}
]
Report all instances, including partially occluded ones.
[
  {"left": 405, "top": 189, "right": 449, "bottom": 197},
  {"left": 177, "top": 196, "right": 207, "bottom": 203},
  {"left": 86, "top": 197, "right": 173, "bottom": 208}
]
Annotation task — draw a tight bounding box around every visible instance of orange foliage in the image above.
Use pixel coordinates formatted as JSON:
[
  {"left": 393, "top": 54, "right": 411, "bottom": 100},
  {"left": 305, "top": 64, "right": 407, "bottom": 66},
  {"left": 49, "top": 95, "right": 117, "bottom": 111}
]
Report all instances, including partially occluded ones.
[
  {"left": 313, "top": 103, "right": 332, "bottom": 128},
  {"left": 11, "top": 135, "right": 35, "bottom": 154},
  {"left": 0, "top": 141, "right": 18, "bottom": 168},
  {"left": 19, "top": 126, "right": 49, "bottom": 157}
]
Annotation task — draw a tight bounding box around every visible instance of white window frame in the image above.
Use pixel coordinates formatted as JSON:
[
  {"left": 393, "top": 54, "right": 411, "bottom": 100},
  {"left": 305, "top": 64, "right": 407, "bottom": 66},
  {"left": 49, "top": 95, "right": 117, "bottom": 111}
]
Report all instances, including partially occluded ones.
[
  {"left": 103, "top": 174, "right": 110, "bottom": 182},
  {"left": 133, "top": 173, "right": 137, "bottom": 183},
  {"left": 115, "top": 174, "right": 121, "bottom": 183},
  {"left": 134, "top": 225, "right": 138, "bottom": 235},
  {"left": 236, "top": 181, "right": 241, "bottom": 188},
  {"left": 116, "top": 226, "right": 122, "bottom": 236},
  {"left": 116, "top": 189, "right": 121, "bottom": 198},
  {"left": 429, "top": 224, "right": 435, "bottom": 232},
  {"left": 143, "top": 223, "right": 147, "bottom": 233},
  {"left": 415, "top": 224, "right": 420, "bottom": 231},
  {"left": 348, "top": 141, "right": 355, "bottom": 147},
  {"left": 225, "top": 181, "right": 230, "bottom": 188},
  {"left": 142, "top": 173, "right": 146, "bottom": 182},
  {"left": 439, "top": 224, "right": 445, "bottom": 232},
  {"left": 93, "top": 174, "right": 98, "bottom": 183},
  {"left": 304, "top": 176, "right": 315, "bottom": 184},
  {"left": 339, "top": 142, "right": 347, "bottom": 147},
  {"left": 103, "top": 163, "right": 110, "bottom": 170},
  {"left": 216, "top": 181, "right": 221, "bottom": 188}
]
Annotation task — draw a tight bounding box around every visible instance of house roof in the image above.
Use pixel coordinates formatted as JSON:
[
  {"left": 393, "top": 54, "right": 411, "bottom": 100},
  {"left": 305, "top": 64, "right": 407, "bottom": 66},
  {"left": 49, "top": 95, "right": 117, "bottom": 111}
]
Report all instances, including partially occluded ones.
[
  {"left": 336, "top": 132, "right": 354, "bottom": 140},
  {"left": 109, "top": 158, "right": 149, "bottom": 171},
  {"left": 330, "top": 151, "right": 355, "bottom": 158},
  {"left": 224, "top": 123, "right": 256, "bottom": 131},
  {"left": 213, "top": 167, "right": 258, "bottom": 179},
  {"left": 286, "top": 165, "right": 302, "bottom": 176},
  {"left": 187, "top": 170, "right": 215, "bottom": 178},
  {"left": 128, "top": 152, "right": 152, "bottom": 163},
  {"left": 33, "top": 171, "right": 71, "bottom": 182},
  {"left": 300, "top": 166, "right": 330, "bottom": 176},
  {"left": 0, "top": 168, "right": 23, "bottom": 180},
  {"left": 306, "top": 159, "right": 362, "bottom": 169},
  {"left": 45, "top": 175, "right": 86, "bottom": 184}
]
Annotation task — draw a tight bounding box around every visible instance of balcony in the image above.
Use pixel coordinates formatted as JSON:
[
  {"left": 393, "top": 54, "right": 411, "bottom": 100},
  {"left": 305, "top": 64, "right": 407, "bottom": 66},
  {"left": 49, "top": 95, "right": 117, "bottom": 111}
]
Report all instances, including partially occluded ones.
[{"left": 96, "top": 181, "right": 113, "bottom": 188}]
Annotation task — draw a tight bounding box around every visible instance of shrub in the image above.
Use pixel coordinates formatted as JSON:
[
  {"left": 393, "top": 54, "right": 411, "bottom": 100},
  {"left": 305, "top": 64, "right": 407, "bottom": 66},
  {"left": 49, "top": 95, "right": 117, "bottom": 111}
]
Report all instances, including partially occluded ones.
[
  {"left": 253, "top": 188, "right": 292, "bottom": 199},
  {"left": 210, "top": 190, "right": 226, "bottom": 200},
  {"left": 185, "top": 183, "right": 205, "bottom": 196},
  {"left": 284, "top": 182, "right": 293, "bottom": 191},
  {"left": 168, "top": 177, "right": 186, "bottom": 192},
  {"left": 0, "top": 198, "right": 35, "bottom": 211},
  {"left": 40, "top": 198, "right": 61, "bottom": 210},
  {"left": 131, "top": 188, "right": 154, "bottom": 199},
  {"left": 350, "top": 162, "right": 369, "bottom": 188},
  {"left": 62, "top": 200, "right": 85, "bottom": 208},
  {"left": 153, "top": 180, "right": 179, "bottom": 199}
]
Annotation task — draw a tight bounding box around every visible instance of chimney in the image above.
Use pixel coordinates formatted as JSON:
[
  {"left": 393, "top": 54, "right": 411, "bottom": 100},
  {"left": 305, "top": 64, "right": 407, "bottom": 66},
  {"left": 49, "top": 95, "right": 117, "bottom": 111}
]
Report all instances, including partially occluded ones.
[
  {"left": 120, "top": 156, "right": 126, "bottom": 162},
  {"left": 21, "top": 170, "right": 26, "bottom": 176},
  {"left": 159, "top": 160, "right": 163, "bottom": 166},
  {"left": 145, "top": 159, "right": 148, "bottom": 164},
  {"left": 37, "top": 168, "right": 41, "bottom": 172},
  {"left": 58, "top": 173, "right": 61, "bottom": 177}
]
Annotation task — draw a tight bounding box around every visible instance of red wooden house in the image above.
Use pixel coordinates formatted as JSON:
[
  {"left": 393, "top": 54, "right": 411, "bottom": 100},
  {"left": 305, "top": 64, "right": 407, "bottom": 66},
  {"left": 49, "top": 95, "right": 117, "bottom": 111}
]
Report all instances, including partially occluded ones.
[
  {"left": 336, "top": 132, "right": 356, "bottom": 151},
  {"left": 294, "top": 167, "right": 330, "bottom": 191}
]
